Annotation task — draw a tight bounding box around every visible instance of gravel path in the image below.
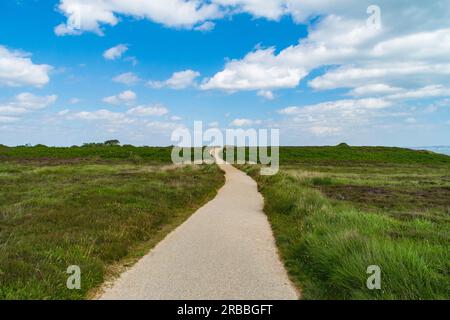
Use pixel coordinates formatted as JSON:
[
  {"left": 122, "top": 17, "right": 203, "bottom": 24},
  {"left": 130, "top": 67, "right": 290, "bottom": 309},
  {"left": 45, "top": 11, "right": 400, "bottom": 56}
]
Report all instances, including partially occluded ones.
[{"left": 99, "top": 149, "right": 298, "bottom": 300}]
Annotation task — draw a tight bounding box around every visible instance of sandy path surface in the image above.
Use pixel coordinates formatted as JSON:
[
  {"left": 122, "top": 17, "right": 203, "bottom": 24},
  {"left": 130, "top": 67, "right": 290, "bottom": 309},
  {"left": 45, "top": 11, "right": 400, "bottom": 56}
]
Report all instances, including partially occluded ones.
[{"left": 99, "top": 149, "right": 298, "bottom": 300}]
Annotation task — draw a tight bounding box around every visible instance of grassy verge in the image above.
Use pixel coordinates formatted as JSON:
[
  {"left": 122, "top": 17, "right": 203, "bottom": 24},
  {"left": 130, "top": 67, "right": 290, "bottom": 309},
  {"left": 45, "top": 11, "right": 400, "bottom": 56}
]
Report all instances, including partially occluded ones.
[
  {"left": 0, "top": 147, "right": 224, "bottom": 300},
  {"left": 237, "top": 146, "right": 449, "bottom": 300}
]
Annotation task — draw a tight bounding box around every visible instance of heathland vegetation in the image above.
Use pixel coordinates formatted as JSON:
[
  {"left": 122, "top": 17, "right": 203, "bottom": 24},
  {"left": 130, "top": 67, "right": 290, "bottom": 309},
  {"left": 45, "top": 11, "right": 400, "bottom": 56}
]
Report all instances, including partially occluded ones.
[
  {"left": 1, "top": 143, "right": 449, "bottom": 300},
  {"left": 0, "top": 143, "right": 173, "bottom": 163},
  {"left": 0, "top": 144, "right": 224, "bottom": 299},
  {"left": 235, "top": 145, "right": 450, "bottom": 299}
]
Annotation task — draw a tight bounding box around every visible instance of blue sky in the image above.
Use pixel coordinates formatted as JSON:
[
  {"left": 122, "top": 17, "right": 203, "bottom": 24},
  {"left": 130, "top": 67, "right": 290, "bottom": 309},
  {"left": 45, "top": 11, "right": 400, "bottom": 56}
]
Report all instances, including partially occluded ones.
[{"left": 0, "top": 0, "right": 449, "bottom": 147}]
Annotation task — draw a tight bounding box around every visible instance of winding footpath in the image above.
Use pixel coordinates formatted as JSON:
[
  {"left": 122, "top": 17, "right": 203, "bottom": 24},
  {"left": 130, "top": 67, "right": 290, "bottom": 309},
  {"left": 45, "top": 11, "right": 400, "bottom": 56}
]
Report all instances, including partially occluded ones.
[{"left": 99, "top": 149, "right": 298, "bottom": 300}]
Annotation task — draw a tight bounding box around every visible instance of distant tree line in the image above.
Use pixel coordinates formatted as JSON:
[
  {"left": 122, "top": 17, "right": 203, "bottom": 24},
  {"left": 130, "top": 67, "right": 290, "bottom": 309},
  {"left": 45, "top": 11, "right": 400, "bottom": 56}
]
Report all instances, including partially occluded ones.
[
  {"left": 4, "top": 140, "right": 123, "bottom": 148},
  {"left": 82, "top": 140, "right": 121, "bottom": 147}
]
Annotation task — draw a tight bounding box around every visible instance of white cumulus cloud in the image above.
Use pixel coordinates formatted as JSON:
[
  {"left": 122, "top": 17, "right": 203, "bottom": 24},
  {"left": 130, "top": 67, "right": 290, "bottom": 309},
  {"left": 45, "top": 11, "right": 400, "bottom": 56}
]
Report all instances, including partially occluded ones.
[
  {"left": 0, "top": 93, "right": 57, "bottom": 116},
  {"left": 257, "top": 90, "right": 274, "bottom": 100},
  {"left": 103, "top": 44, "right": 128, "bottom": 60},
  {"left": 277, "top": 98, "right": 396, "bottom": 137},
  {"left": 113, "top": 72, "right": 140, "bottom": 85},
  {"left": 103, "top": 90, "right": 137, "bottom": 105},
  {"left": 149, "top": 69, "right": 200, "bottom": 89},
  {"left": 127, "top": 105, "right": 169, "bottom": 117},
  {"left": 0, "top": 46, "right": 52, "bottom": 87},
  {"left": 67, "top": 109, "right": 134, "bottom": 124},
  {"left": 230, "top": 118, "right": 256, "bottom": 127},
  {"left": 201, "top": 1, "right": 450, "bottom": 100},
  {"left": 201, "top": 47, "right": 307, "bottom": 91},
  {"left": 194, "top": 21, "right": 216, "bottom": 32},
  {"left": 55, "top": 0, "right": 222, "bottom": 35}
]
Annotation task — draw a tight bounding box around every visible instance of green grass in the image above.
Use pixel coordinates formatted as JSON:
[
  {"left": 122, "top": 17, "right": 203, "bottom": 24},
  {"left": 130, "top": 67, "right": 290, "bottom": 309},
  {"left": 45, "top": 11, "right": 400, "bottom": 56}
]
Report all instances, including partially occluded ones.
[
  {"left": 237, "top": 146, "right": 450, "bottom": 300},
  {"left": 0, "top": 147, "right": 224, "bottom": 300},
  {"left": 279, "top": 145, "right": 450, "bottom": 165},
  {"left": 0, "top": 144, "right": 174, "bottom": 162}
]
